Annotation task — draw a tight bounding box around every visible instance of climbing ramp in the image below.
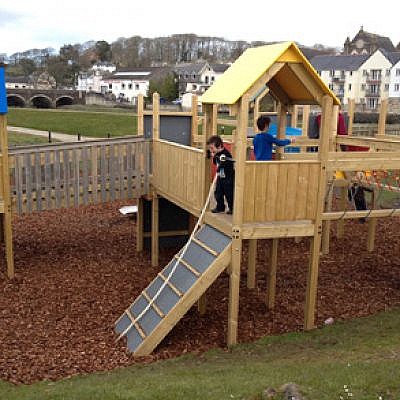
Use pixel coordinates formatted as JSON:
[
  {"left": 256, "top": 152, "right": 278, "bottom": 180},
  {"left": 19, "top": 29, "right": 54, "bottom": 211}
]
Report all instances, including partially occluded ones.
[{"left": 115, "top": 223, "right": 232, "bottom": 356}]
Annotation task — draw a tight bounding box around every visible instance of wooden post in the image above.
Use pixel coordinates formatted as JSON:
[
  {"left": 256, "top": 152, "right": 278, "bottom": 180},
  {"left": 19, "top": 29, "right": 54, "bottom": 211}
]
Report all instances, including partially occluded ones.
[
  {"left": 137, "top": 94, "right": 144, "bottom": 135},
  {"left": 228, "top": 94, "right": 249, "bottom": 347},
  {"left": 0, "top": 115, "right": 14, "bottom": 278},
  {"left": 276, "top": 103, "right": 287, "bottom": 160},
  {"left": 367, "top": 189, "right": 378, "bottom": 252},
  {"left": 247, "top": 239, "right": 257, "bottom": 289},
  {"left": 377, "top": 98, "right": 388, "bottom": 137},
  {"left": 291, "top": 105, "right": 299, "bottom": 128},
  {"left": 151, "top": 92, "right": 160, "bottom": 267},
  {"left": 336, "top": 187, "right": 347, "bottom": 238},
  {"left": 151, "top": 192, "right": 159, "bottom": 267},
  {"left": 266, "top": 238, "right": 278, "bottom": 309},
  {"left": 321, "top": 105, "right": 339, "bottom": 255},
  {"left": 304, "top": 95, "right": 333, "bottom": 330},
  {"left": 191, "top": 95, "right": 198, "bottom": 146},
  {"left": 302, "top": 105, "right": 310, "bottom": 139},
  {"left": 136, "top": 197, "right": 144, "bottom": 252},
  {"left": 347, "top": 98, "right": 355, "bottom": 136}
]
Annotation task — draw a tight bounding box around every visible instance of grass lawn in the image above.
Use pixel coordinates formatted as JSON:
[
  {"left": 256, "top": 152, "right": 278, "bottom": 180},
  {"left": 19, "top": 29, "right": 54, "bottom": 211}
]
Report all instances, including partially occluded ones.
[
  {"left": 7, "top": 108, "right": 137, "bottom": 137},
  {"left": 8, "top": 132, "right": 60, "bottom": 146},
  {"left": 1, "top": 307, "right": 399, "bottom": 400}
]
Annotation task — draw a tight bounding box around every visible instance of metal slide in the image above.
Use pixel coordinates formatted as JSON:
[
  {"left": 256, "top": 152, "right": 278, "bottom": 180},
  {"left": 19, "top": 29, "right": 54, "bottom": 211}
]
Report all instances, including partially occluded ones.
[{"left": 115, "top": 224, "right": 232, "bottom": 356}]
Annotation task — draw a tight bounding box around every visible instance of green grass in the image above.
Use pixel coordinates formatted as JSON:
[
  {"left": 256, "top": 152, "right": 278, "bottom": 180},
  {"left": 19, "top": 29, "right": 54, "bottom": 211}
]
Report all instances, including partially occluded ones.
[
  {"left": 7, "top": 108, "right": 138, "bottom": 137},
  {"left": 8, "top": 132, "right": 60, "bottom": 146},
  {"left": 1, "top": 308, "right": 399, "bottom": 400}
]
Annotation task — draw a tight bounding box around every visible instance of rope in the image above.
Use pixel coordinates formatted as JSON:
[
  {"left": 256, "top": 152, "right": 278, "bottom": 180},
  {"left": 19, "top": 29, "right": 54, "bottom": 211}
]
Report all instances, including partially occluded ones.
[{"left": 116, "top": 174, "right": 218, "bottom": 342}]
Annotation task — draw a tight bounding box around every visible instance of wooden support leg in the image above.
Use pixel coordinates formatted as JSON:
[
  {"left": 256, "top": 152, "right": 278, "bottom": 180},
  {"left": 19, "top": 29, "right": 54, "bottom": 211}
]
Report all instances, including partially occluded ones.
[
  {"left": 321, "top": 183, "right": 333, "bottom": 255},
  {"left": 247, "top": 239, "right": 257, "bottom": 289},
  {"left": 198, "top": 294, "right": 207, "bottom": 315},
  {"left": 136, "top": 197, "right": 144, "bottom": 252},
  {"left": 0, "top": 214, "right": 4, "bottom": 243},
  {"left": 227, "top": 235, "right": 242, "bottom": 347},
  {"left": 4, "top": 208, "right": 14, "bottom": 279},
  {"left": 151, "top": 194, "right": 159, "bottom": 267},
  {"left": 304, "top": 234, "right": 322, "bottom": 330},
  {"left": 266, "top": 238, "right": 278, "bottom": 309},
  {"left": 367, "top": 189, "right": 378, "bottom": 252},
  {"left": 336, "top": 187, "right": 346, "bottom": 239}
]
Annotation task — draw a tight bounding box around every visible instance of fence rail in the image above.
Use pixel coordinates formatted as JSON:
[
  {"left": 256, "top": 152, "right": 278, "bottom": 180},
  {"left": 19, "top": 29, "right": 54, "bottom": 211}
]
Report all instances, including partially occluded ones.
[{"left": 9, "top": 137, "right": 150, "bottom": 214}]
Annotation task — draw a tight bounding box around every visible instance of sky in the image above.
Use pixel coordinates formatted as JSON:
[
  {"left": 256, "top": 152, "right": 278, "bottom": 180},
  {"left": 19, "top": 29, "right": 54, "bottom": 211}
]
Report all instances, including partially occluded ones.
[{"left": 1, "top": 0, "right": 399, "bottom": 55}]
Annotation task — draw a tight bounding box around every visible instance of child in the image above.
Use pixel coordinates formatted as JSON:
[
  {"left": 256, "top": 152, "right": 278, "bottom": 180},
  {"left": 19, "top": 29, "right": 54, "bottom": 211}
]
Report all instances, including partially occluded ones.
[
  {"left": 253, "top": 116, "right": 295, "bottom": 160},
  {"left": 207, "top": 135, "right": 234, "bottom": 214},
  {"left": 348, "top": 172, "right": 373, "bottom": 223}
]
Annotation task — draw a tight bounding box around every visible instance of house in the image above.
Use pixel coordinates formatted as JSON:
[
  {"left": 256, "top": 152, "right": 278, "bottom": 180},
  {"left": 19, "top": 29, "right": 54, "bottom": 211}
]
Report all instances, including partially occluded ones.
[
  {"left": 91, "top": 62, "right": 116, "bottom": 73},
  {"left": 344, "top": 26, "right": 395, "bottom": 55},
  {"left": 174, "top": 62, "right": 229, "bottom": 97},
  {"left": 100, "top": 67, "right": 171, "bottom": 104},
  {"left": 311, "top": 49, "right": 393, "bottom": 110},
  {"left": 388, "top": 52, "right": 400, "bottom": 112},
  {"left": 77, "top": 70, "right": 105, "bottom": 93},
  {"left": 5, "top": 76, "right": 34, "bottom": 89}
]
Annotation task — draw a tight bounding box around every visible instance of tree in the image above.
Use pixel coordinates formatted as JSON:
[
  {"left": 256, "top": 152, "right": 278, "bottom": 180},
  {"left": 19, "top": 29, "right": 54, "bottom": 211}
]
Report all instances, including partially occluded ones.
[
  {"left": 95, "top": 40, "right": 112, "bottom": 62},
  {"left": 148, "top": 71, "right": 178, "bottom": 101},
  {"left": 19, "top": 58, "right": 37, "bottom": 76},
  {"left": 46, "top": 56, "right": 79, "bottom": 88}
]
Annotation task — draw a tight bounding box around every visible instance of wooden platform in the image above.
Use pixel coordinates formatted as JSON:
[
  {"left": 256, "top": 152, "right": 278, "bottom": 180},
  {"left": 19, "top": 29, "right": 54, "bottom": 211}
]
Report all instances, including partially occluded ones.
[{"left": 204, "top": 211, "right": 314, "bottom": 239}]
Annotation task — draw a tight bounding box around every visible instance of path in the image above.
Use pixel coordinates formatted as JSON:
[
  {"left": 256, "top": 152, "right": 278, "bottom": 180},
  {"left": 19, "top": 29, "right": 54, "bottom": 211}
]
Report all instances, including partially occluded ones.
[{"left": 8, "top": 126, "right": 100, "bottom": 142}]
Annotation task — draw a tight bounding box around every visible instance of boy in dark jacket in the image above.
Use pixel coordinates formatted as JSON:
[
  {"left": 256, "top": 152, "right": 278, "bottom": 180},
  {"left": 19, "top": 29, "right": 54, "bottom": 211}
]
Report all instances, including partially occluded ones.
[
  {"left": 207, "top": 135, "right": 234, "bottom": 214},
  {"left": 348, "top": 175, "right": 373, "bottom": 223}
]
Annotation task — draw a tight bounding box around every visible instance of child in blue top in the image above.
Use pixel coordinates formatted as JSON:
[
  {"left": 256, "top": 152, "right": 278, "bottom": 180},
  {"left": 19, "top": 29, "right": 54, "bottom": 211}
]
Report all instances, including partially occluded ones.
[{"left": 253, "top": 116, "right": 295, "bottom": 160}]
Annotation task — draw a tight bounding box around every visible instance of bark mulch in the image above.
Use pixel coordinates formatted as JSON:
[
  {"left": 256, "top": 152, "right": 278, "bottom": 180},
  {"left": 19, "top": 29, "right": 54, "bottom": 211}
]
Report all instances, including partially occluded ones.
[{"left": 0, "top": 201, "right": 399, "bottom": 384}]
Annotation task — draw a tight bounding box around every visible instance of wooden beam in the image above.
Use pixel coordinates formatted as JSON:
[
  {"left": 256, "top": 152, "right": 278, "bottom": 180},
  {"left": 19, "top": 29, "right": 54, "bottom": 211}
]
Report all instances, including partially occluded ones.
[
  {"left": 247, "top": 239, "right": 257, "bottom": 289},
  {"left": 288, "top": 63, "right": 324, "bottom": 104},
  {"left": 266, "top": 238, "right": 278, "bottom": 309},
  {"left": 336, "top": 187, "right": 347, "bottom": 238},
  {"left": 0, "top": 114, "right": 14, "bottom": 278},
  {"left": 304, "top": 94, "right": 333, "bottom": 330},
  {"left": 267, "top": 79, "right": 291, "bottom": 105},
  {"left": 376, "top": 98, "right": 388, "bottom": 137},
  {"left": 367, "top": 189, "right": 378, "bottom": 252},
  {"left": 228, "top": 94, "right": 249, "bottom": 347},
  {"left": 136, "top": 197, "right": 144, "bottom": 252},
  {"left": 245, "top": 63, "right": 285, "bottom": 100},
  {"left": 137, "top": 94, "right": 144, "bottom": 135},
  {"left": 322, "top": 208, "right": 400, "bottom": 220},
  {"left": 347, "top": 98, "right": 355, "bottom": 135},
  {"left": 151, "top": 192, "right": 159, "bottom": 267},
  {"left": 191, "top": 95, "right": 198, "bottom": 146},
  {"left": 302, "top": 105, "right": 310, "bottom": 138},
  {"left": 152, "top": 92, "right": 160, "bottom": 141},
  {"left": 276, "top": 103, "right": 287, "bottom": 160}
]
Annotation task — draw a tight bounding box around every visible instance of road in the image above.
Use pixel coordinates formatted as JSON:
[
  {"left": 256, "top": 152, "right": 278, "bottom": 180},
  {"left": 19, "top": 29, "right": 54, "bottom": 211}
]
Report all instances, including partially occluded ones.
[{"left": 8, "top": 126, "right": 100, "bottom": 142}]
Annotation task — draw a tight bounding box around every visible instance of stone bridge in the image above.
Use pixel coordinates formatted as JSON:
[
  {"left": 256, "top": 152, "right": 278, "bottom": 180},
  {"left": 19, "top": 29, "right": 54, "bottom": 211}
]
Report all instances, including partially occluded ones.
[{"left": 6, "top": 88, "right": 86, "bottom": 108}]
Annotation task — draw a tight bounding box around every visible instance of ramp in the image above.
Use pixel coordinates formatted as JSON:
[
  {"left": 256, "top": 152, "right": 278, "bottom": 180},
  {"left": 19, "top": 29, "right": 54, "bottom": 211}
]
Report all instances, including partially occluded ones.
[{"left": 115, "top": 224, "right": 232, "bottom": 356}]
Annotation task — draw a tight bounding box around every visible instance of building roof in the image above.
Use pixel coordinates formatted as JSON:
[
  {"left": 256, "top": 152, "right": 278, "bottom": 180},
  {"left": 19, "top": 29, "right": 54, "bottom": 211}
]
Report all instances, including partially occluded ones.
[
  {"left": 310, "top": 54, "right": 369, "bottom": 71},
  {"left": 5, "top": 76, "right": 32, "bottom": 83},
  {"left": 174, "top": 62, "right": 208, "bottom": 75},
  {"left": 382, "top": 50, "right": 400, "bottom": 65},
  {"left": 103, "top": 67, "right": 171, "bottom": 81},
  {"left": 210, "top": 63, "right": 230, "bottom": 73},
  {"left": 352, "top": 28, "right": 395, "bottom": 52},
  {"left": 201, "top": 41, "right": 339, "bottom": 106}
]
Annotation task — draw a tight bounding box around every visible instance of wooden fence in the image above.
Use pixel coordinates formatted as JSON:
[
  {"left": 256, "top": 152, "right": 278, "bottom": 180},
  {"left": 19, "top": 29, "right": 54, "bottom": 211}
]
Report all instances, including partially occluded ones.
[
  {"left": 9, "top": 137, "right": 150, "bottom": 214},
  {"left": 243, "top": 161, "right": 320, "bottom": 223}
]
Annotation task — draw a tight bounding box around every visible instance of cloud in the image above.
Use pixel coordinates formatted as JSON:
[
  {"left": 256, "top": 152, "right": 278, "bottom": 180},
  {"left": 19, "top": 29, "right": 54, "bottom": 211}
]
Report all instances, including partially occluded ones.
[{"left": 0, "top": 8, "right": 22, "bottom": 26}]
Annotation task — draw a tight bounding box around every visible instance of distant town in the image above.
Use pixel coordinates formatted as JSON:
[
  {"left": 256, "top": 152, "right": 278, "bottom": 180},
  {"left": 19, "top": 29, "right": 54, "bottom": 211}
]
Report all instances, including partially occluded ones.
[{"left": 2, "top": 27, "right": 400, "bottom": 112}]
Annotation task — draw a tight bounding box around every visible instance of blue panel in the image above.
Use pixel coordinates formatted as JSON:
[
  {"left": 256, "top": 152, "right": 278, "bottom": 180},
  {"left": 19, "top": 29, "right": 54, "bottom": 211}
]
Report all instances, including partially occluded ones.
[
  {"left": 129, "top": 296, "right": 162, "bottom": 336},
  {"left": 147, "top": 277, "right": 180, "bottom": 315},
  {"left": 126, "top": 326, "right": 143, "bottom": 352},
  {"left": 195, "top": 225, "right": 231, "bottom": 253},
  {"left": 115, "top": 313, "right": 131, "bottom": 335},
  {"left": 0, "top": 67, "right": 7, "bottom": 114},
  {"left": 180, "top": 241, "right": 215, "bottom": 273},
  {"left": 164, "top": 260, "right": 198, "bottom": 294}
]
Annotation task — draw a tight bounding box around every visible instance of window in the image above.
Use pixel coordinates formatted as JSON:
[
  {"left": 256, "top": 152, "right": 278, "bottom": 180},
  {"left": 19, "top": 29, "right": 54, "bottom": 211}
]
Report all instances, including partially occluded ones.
[
  {"left": 128, "top": 83, "right": 132, "bottom": 89},
  {"left": 348, "top": 84, "right": 352, "bottom": 91},
  {"left": 395, "top": 84, "right": 400, "bottom": 92},
  {"left": 329, "top": 83, "right": 334, "bottom": 90},
  {"left": 121, "top": 83, "right": 125, "bottom": 89},
  {"left": 386, "top": 69, "right": 391, "bottom": 76},
  {"left": 350, "top": 71, "right": 353, "bottom": 76},
  {"left": 193, "top": 74, "right": 196, "bottom": 79},
  {"left": 363, "top": 69, "right": 367, "bottom": 76},
  {"left": 361, "top": 84, "right": 366, "bottom": 90},
  {"left": 384, "top": 84, "right": 389, "bottom": 91},
  {"left": 396, "top": 69, "right": 400, "bottom": 76},
  {"left": 135, "top": 84, "right": 139, "bottom": 90},
  {"left": 367, "top": 98, "right": 378, "bottom": 109},
  {"left": 329, "top": 70, "right": 334, "bottom": 77},
  {"left": 109, "top": 83, "right": 112, "bottom": 89},
  {"left": 211, "top": 76, "right": 215, "bottom": 81}
]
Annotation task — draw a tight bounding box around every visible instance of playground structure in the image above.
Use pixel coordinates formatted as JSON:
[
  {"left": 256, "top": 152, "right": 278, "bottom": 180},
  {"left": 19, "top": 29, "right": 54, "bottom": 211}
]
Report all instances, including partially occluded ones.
[{"left": 1, "top": 45, "right": 400, "bottom": 357}]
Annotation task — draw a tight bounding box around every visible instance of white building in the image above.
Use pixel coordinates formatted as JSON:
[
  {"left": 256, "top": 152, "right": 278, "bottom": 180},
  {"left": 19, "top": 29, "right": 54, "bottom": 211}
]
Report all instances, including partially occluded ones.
[
  {"left": 91, "top": 62, "right": 116, "bottom": 74},
  {"left": 388, "top": 54, "right": 400, "bottom": 98},
  {"left": 100, "top": 67, "right": 171, "bottom": 104},
  {"left": 311, "top": 49, "right": 394, "bottom": 110},
  {"left": 77, "top": 70, "right": 104, "bottom": 93}
]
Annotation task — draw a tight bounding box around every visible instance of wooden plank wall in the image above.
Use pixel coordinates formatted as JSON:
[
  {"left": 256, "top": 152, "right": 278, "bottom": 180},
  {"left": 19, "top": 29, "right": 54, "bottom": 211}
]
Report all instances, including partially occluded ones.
[
  {"left": 153, "top": 140, "right": 204, "bottom": 213},
  {"left": 9, "top": 138, "right": 150, "bottom": 214},
  {"left": 243, "top": 161, "right": 320, "bottom": 222}
]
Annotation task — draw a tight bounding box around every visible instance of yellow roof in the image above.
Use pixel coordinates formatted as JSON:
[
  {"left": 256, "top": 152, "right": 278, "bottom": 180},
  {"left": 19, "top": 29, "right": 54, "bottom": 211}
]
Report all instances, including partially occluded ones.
[{"left": 201, "top": 41, "right": 340, "bottom": 106}]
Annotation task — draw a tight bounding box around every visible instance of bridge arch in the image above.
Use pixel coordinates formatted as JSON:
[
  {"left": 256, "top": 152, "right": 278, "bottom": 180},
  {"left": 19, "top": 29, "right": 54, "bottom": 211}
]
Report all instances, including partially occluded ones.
[
  {"left": 55, "top": 95, "right": 74, "bottom": 108},
  {"left": 30, "top": 95, "right": 53, "bottom": 109},
  {"left": 7, "top": 94, "right": 26, "bottom": 108}
]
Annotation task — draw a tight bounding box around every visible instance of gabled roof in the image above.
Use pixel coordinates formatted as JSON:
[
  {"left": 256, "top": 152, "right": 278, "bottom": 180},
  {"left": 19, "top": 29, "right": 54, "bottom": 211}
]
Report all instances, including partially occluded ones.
[
  {"left": 382, "top": 50, "right": 400, "bottom": 65},
  {"left": 201, "top": 41, "right": 339, "bottom": 106},
  {"left": 311, "top": 54, "right": 369, "bottom": 71},
  {"left": 174, "top": 62, "right": 208, "bottom": 75},
  {"left": 210, "top": 63, "right": 230, "bottom": 73}
]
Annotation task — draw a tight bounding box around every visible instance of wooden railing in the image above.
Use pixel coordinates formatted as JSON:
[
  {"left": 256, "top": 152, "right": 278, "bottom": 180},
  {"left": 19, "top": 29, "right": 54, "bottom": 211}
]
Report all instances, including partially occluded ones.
[
  {"left": 243, "top": 161, "right": 320, "bottom": 223},
  {"left": 152, "top": 139, "right": 204, "bottom": 214},
  {"left": 8, "top": 137, "right": 150, "bottom": 214}
]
